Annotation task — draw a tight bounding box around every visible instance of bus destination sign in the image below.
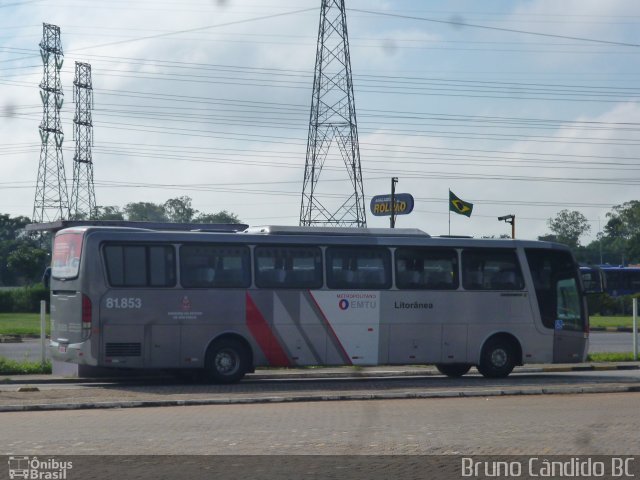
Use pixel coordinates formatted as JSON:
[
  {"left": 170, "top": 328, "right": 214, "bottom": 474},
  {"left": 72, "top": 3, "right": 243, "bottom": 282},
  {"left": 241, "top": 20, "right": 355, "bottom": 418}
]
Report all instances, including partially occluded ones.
[{"left": 370, "top": 193, "right": 414, "bottom": 217}]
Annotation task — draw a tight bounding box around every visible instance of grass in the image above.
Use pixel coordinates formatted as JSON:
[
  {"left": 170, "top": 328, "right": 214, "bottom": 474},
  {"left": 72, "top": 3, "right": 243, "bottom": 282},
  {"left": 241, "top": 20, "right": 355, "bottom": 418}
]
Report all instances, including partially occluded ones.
[
  {"left": 587, "top": 352, "right": 639, "bottom": 362},
  {"left": 0, "top": 313, "right": 50, "bottom": 336},
  {"left": 589, "top": 316, "right": 636, "bottom": 329},
  {"left": 0, "top": 357, "right": 51, "bottom": 375}
]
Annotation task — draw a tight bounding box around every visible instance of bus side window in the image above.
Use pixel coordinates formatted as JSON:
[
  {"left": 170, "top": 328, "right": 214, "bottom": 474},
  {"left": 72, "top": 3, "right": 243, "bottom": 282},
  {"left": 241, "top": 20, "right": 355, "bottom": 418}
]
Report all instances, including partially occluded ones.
[
  {"left": 104, "top": 245, "right": 146, "bottom": 287},
  {"left": 180, "top": 245, "right": 250, "bottom": 288},
  {"left": 104, "top": 244, "right": 175, "bottom": 288},
  {"left": 395, "top": 248, "right": 458, "bottom": 290},
  {"left": 326, "top": 247, "right": 391, "bottom": 290},
  {"left": 254, "top": 246, "right": 322, "bottom": 289},
  {"left": 461, "top": 250, "right": 524, "bottom": 291},
  {"left": 149, "top": 246, "right": 175, "bottom": 286}
]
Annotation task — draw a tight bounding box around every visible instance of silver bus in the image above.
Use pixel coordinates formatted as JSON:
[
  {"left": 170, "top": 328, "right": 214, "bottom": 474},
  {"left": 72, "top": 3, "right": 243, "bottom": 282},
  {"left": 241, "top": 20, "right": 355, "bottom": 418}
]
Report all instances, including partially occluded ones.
[{"left": 48, "top": 225, "right": 589, "bottom": 383}]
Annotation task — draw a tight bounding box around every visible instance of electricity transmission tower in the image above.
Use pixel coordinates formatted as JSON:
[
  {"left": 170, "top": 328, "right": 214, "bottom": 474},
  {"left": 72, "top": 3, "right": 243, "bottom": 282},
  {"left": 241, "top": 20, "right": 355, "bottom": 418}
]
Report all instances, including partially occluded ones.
[
  {"left": 70, "top": 62, "right": 97, "bottom": 219},
  {"left": 300, "top": 0, "right": 366, "bottom": 227},
  {"left": 33, "top": 23, "right": 69, "bottom": 223}
]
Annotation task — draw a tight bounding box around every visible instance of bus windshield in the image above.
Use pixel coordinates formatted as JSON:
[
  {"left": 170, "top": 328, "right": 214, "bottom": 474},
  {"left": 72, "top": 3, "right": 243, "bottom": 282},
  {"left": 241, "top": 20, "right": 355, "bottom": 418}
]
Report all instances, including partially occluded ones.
[
  {"left": 52, "top": 231, "right": 84, "bottom": 279},
  {"left": 556, "top": 276, "right": 582, "bottom": 331},
  {"left": 526, "top": 248, "right": 586, "bottom": 332}
]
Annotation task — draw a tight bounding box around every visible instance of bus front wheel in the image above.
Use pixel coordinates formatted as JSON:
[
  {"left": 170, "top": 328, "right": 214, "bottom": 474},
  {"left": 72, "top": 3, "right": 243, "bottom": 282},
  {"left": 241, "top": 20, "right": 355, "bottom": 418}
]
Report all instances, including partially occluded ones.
[
  {"left": 205, "top": 338, "right": 249, "bottom": 384},
  {"left": 435, "top": 363, "right": 472, "bottom": 378},
  {"left": 477, "top": 338, "right": 516, "bottom": 378}
]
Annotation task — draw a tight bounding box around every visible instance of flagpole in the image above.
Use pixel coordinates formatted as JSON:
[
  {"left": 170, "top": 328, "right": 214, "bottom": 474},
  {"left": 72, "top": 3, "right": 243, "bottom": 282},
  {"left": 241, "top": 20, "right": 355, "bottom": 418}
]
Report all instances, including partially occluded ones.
[{"left": 448, "top": 189, "right": 451, "bottom": 236}]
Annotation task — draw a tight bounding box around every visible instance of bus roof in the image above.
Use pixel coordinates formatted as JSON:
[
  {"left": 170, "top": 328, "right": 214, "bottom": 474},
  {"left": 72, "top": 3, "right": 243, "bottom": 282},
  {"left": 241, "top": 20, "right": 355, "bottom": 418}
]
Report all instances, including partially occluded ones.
[
  {"left": 67, "top": 224, "right": 571, "bottom": 251},
  {"left": 27, "top": 220, "right": 248, "bottom": 233},
  {"left": 243, "top": 225, "right": 430, "bottom": 237}
]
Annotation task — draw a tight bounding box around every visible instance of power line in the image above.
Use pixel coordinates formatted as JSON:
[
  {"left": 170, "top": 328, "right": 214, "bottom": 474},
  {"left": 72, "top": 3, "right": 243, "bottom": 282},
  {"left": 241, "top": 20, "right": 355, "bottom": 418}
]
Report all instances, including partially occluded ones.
[
  {"left": 70, "top": 7, "right": 317, "bottom": 52},
  {"left": 349, "top": 8, "right": 640, "bottom": 48}
]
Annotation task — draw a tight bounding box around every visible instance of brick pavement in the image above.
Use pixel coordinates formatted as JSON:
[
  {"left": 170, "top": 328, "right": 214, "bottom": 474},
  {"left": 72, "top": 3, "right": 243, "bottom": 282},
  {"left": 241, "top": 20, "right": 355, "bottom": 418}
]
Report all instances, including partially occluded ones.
[{"left": 1, "top": 393, "right": 639, "bottom": 455}]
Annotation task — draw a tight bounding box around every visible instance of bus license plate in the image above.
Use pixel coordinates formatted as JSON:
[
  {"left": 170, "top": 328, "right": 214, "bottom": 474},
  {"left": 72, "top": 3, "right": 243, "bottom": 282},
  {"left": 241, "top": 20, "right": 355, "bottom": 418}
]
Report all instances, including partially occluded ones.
[{"left": 58, "top": 345, "right": 67, "bottom": 353}]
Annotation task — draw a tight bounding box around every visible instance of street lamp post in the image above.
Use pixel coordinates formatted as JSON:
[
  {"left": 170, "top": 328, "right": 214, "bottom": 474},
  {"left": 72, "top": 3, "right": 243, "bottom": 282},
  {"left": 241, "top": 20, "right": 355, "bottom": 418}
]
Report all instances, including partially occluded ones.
[
  {"left": 390, "top": 177, "right": 398, "bottom": 228},
  {"left": 498, "top": 214, "right": 515, "bottom": 239}
]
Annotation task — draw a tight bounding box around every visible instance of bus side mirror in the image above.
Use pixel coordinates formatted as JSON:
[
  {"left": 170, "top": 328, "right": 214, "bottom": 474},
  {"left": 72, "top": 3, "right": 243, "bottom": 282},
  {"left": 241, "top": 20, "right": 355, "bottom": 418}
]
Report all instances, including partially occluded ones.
[
  {"left": 581, "top": 270, "right": 604, "bottom": 294},
  {"left": 42, "top": 266, "right": 51, "bottom": 290}
]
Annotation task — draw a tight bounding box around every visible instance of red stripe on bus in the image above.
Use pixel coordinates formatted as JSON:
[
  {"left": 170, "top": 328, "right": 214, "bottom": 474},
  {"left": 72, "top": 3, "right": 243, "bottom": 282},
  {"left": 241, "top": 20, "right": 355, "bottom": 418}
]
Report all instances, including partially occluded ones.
[
  {"left": 308, "top": 291, "right": 352, "bottom": 366},
  {"left": 245, "top": 293, "right": 291, "bottom": 367}
]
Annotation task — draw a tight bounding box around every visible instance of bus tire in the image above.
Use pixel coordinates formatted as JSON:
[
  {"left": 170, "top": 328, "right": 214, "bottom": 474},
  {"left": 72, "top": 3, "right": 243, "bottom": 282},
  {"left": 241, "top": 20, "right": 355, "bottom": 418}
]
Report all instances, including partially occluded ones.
[
  {"left": 477, "top": 338, "right": 516, "bottom": 378},
  {"left": 435, "top": 363, "right": 472, "bottom": 378},
  {"left": 205, "top": 338, "right": 249, "bottom": 384}
]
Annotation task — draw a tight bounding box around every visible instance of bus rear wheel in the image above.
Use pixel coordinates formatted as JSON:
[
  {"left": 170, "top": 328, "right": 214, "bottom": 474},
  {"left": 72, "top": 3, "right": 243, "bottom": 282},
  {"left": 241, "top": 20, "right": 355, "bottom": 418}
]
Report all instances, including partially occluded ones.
[
  {"left": 477, "top": 338, "right": 516, "bottom": 378},
  {"left": 205, "top": 338, "right": 249, "bottom": 384},
  {"left": 435, "top": 363, "right": 472, "bottom": 378}
]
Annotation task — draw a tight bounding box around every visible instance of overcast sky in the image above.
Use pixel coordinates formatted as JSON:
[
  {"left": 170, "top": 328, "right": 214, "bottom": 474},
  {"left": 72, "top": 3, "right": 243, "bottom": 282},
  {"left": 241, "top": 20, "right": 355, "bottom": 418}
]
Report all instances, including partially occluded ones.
[{"left": 1, "top": 0, "right": 639, "bottom": 241}]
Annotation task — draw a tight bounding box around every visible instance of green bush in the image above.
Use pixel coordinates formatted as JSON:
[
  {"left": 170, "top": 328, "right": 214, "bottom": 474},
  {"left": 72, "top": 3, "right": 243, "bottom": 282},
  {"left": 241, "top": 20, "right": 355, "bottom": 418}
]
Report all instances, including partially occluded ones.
[
  {"left": 0, "top": 285, "right": 49, "bottom": 313},
  {"left": 588, "top": 293, "right": 640, "bottom": 316},
  {"left": 0, "top": 290, "right": 13, "bottom": 312},
  {"left": 0, "top": 357, "right": 51, "bottom": 375}
]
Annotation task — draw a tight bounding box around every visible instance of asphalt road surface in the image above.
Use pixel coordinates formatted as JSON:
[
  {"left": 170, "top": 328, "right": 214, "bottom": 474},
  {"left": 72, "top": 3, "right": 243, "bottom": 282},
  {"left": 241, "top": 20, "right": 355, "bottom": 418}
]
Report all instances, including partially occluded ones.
[
  {"left": 1, "top": 332, "right": 637, "bottom": 361},
  {"left": 588, "top": 332, "right": 639, "bottom": 353},
  {"left": 0, "top": 339, "right": 49, "bottom": 362}
]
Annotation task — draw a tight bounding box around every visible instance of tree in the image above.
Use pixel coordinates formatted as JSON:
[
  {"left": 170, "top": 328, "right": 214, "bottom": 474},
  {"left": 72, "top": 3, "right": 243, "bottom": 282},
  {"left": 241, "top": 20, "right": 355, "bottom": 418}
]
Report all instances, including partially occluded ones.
[
  {"left": 123, "top": 202, "right": 167, "bottom": 222},
  {"left": 92, "top": 206, "right": 125, "bottom": 221},
  {"left": 6, "top": 243, "right": 49, "bottom": 285},
  {"left": 0, "top": 213, "right": 30, "bottom": 242},
  {"left": 194, "top": 210, "right": 242, "bottom": 224},
  {"left": 603, "top": 201, "right": 640, "bottom": 264},
  {"left": 605, "top": 201, "right": 640, "bottom": 239},
  {"left": 0, "top": 213, "right": 34, "bottom": 285},
  {"left": 546, "top": 209, "right": 591, "bottom": 248},
  {"left": 164, "top": 196, "right": 197, "bottom": 223},
  {"left": 537, "top": 234, "right": 558, "bottom": 243}
]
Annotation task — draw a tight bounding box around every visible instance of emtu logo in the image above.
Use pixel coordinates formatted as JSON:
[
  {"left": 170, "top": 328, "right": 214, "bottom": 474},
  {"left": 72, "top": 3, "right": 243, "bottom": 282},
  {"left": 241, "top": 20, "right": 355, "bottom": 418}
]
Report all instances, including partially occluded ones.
[{"left": 338, "top": 299, "right": 350, "bottom": 310}]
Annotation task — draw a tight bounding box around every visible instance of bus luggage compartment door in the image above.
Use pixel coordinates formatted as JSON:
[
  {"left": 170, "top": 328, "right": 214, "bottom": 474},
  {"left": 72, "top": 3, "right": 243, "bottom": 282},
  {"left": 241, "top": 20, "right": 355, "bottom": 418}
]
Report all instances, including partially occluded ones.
[
  {"left": 149, "top": 325, "right": 180, "bottom": 367},
  {"left": 442, "top": 324, "right": 468, "bottom": 363}
]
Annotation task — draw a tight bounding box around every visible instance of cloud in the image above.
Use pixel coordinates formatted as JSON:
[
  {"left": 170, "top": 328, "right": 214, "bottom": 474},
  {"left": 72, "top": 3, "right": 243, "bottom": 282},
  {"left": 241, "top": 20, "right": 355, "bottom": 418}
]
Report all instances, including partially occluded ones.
[{"left": 1, "top": 0, "right": 638, "bottom": 244}]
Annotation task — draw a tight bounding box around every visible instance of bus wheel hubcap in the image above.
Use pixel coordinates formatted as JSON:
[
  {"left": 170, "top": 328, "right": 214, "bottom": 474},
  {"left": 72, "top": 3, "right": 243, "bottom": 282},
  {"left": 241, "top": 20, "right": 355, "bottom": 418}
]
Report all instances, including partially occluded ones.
[
  {"left": 491, "top": 349, "right": 507, "bottom": 368},
  {"left": 215, "top": 351, "right": 238, "bottom": 374}
]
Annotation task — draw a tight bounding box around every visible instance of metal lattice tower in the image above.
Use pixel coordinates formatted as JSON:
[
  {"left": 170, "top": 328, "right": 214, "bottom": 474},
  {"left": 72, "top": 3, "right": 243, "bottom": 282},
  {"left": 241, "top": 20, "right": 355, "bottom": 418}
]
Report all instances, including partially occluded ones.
[
  {"left": 300, "top": 0, "right": 366, "bottom": 227},
  {"left": 33, "top": 23, "right": 69, "bottom": 223},
  {"left": 70, "top": 62, "right": 96, "bottom": 219}
]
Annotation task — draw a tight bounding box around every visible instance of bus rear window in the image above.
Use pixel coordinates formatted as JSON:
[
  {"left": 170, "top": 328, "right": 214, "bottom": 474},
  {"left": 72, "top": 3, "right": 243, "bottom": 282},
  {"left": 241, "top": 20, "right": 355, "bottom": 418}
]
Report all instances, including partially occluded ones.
[{"left": 52, "top": 232, "right": 84, "bottom": 278}]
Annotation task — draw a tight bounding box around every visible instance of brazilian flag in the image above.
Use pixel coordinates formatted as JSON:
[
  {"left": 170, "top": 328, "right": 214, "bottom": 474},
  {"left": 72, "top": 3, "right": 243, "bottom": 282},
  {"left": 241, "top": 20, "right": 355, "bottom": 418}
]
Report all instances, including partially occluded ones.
[{"left": 449, "top": 190, "right": 473, "bottom": 217}]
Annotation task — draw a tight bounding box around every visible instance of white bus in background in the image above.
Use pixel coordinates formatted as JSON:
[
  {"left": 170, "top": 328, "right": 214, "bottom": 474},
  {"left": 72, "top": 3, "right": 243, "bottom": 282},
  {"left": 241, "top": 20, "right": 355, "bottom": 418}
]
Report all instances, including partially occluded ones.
[{"left": 48, "top": 225, "right": 590, "bottom": 383}]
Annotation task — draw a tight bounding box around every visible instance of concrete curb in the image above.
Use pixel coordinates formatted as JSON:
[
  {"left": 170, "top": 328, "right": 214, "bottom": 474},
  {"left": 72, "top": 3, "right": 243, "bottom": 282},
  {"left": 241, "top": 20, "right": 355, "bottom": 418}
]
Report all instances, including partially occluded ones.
[
  {"left": 1, "top": 384, "right": 639, "bottom": 413},
  {"left": 252, "top": 363, "right": 640, "bottom": 378},
  {"left": 590, "top": 327, "right": 638, "bottom": 332},
  {"left": 0, "top": 335, "right": 22, "bottom": 343}
]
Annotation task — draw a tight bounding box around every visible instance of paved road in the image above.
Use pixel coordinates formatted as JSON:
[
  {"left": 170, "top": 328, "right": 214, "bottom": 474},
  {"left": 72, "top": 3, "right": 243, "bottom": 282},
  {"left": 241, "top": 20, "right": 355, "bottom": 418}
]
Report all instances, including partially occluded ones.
[
  {"left": 1, "top": 332, "right": 637, "bottom": 361},
  {"left": 0, "top": 368, "right": 639, "bottom": 412},
  {"left": 0, "top": 339, "right": 49, "bottom": 361},
  {"left": 1, "top": 391, "right": 639, "bottom": 455},
  {"left": 589, "top": 332, "right": 639, "bottom": 353}
]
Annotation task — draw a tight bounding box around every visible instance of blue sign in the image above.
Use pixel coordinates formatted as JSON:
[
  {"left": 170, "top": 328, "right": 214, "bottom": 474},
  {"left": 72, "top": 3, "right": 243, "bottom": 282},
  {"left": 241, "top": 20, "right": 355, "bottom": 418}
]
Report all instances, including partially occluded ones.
[{"left": 370, "top": 193, "right": 414, "bottom": 217}]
